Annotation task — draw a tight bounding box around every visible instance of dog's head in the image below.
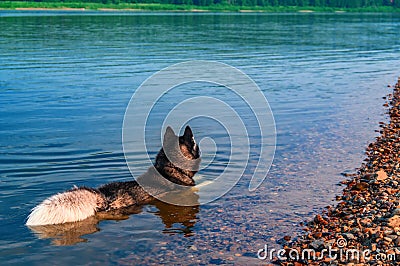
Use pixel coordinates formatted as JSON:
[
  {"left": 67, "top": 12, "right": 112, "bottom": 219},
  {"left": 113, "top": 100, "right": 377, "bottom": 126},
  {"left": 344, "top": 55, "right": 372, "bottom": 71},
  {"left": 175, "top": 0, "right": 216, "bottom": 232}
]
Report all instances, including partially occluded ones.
[{"left": 155, "top": 126, "right": 200, "bottom": 186}]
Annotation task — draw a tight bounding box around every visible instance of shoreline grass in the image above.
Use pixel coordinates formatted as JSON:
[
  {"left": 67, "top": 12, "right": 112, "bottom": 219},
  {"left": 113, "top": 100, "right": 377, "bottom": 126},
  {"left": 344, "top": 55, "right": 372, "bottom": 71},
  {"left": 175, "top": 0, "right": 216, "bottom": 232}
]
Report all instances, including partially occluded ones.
[{"left": 1, "top": 1, "right": 400, "bottom": 13}]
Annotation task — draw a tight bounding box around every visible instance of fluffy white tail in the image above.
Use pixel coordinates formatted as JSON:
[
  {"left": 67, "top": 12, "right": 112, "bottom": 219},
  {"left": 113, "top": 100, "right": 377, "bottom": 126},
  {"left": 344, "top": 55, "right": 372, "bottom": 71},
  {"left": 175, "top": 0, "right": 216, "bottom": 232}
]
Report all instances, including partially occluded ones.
[{"left": 26, "top": 187, "right": 106, "bottom": 226}]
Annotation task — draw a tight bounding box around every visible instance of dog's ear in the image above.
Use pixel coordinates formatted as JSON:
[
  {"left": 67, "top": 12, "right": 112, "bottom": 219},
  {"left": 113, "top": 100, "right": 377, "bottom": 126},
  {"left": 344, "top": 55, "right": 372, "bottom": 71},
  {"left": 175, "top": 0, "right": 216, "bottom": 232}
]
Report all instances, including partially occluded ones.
[
  {"left": 183, "top": 126, "right": 193, "bottom": 143},
  {"left": 164, "top": 126, "right": 176, "bottom": 144}
]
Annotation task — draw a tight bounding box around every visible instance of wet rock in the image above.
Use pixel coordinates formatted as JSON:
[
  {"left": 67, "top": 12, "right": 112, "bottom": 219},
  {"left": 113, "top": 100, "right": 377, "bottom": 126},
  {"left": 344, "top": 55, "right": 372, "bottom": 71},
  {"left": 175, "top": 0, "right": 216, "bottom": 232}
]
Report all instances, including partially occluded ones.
[
  {"left": 314, "top": 214, "right": 328, "bottom": 225},
  {"left": 352, "top": 182, "right": 369, "bottom": 191}
]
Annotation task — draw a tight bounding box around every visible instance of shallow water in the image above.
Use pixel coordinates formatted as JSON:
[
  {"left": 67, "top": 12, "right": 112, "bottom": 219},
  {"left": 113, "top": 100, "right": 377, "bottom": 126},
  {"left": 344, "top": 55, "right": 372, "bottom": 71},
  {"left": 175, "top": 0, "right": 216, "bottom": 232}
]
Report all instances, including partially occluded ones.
[{"left": 1, "top": 11, "right": 400, "bottom": 265}]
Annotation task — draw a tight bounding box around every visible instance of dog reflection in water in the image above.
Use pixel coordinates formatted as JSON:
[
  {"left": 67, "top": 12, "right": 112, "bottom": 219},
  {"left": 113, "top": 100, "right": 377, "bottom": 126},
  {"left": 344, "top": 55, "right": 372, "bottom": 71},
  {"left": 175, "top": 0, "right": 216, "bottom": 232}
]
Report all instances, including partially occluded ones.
[{"left": 28, "top": 191, "right": 199, "bottom": 246}]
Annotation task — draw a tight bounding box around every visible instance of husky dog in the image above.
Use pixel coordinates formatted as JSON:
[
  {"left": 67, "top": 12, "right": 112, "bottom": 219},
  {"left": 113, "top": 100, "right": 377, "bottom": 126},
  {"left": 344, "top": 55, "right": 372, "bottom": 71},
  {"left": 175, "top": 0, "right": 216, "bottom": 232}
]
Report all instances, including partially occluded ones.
[{"left": 26, "top": 126, "right": 200, "bottom": 226}]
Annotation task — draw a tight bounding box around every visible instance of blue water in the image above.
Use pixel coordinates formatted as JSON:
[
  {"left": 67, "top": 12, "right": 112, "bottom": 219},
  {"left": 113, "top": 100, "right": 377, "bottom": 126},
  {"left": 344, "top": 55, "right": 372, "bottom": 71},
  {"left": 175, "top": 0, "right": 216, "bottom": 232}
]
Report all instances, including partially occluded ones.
[{"left": 1, "top": 11, "right": 400, "bottom": 265}]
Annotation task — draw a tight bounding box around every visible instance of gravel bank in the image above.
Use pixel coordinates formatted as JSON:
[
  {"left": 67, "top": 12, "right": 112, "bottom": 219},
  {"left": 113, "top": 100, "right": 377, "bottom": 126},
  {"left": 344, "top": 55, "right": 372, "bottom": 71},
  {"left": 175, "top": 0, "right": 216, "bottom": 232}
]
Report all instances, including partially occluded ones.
[{"left": 278, "top": 77, "right": 400, "bottom": 266}]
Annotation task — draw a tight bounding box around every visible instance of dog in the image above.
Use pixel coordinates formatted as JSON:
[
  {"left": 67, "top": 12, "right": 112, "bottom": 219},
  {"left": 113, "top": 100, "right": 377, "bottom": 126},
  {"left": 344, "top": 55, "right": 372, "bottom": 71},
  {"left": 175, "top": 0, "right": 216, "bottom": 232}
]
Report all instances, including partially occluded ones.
[{"left": 26, "top": 126, "right": 200, "bottom": 226}]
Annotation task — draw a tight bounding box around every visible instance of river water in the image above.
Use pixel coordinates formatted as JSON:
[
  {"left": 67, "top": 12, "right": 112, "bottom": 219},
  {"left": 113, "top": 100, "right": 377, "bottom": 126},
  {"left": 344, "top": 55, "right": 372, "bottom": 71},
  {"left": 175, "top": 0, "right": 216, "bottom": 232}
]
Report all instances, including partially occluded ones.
[{"left": 0, "top": 11, "right": 399, "bottom": 265}]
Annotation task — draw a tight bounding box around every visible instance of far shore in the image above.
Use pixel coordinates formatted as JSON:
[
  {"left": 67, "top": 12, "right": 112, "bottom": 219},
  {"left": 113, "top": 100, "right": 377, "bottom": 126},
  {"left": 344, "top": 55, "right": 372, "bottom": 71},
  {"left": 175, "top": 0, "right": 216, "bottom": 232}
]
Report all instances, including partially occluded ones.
[
  {"left": 14, "top": 7, "right": 87, "bottom": 11},
  {"left": 1, "top": 2, "right": 400, "bottom": 13}
]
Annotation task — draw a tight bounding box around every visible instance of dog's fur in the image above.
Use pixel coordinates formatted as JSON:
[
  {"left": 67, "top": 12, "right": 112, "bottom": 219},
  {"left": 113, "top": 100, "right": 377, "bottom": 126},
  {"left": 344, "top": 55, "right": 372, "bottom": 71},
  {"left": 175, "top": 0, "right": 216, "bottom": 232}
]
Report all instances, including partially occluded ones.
[{"left": 26, "top": 126, "right": 200, "bottom": 226}]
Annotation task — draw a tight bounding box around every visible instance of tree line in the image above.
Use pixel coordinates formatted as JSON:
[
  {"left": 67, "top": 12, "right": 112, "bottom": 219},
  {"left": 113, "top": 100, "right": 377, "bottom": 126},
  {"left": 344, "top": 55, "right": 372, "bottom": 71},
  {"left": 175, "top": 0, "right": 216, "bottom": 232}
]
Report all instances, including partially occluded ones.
[{"left": 12, "top": 0, "right": 400, "bottom": 8}]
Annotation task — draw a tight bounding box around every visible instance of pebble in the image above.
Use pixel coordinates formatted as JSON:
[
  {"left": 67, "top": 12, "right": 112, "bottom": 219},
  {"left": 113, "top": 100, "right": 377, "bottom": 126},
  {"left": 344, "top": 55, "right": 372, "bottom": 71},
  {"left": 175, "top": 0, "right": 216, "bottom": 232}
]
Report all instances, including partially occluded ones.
[
  {"left": 309, "top": 240, "right": 324, "bottom": 250},
  {"left": 392, "top": 208, "right": 400, "bottom": 215},
  {"left": 283, "top": 235, "right": 291, "bottom": 241},
  {"left": 376, "top": 169, "right": 388, "bottom": 181},
  {"left": 383, "top": 237, "right": 393, "bottom": 243},
  {"left": 388, "top": 215, "right": 400, "bottom": 229},
  {"left": 343, "top": 233, "right": 356, "bottom": 240}
]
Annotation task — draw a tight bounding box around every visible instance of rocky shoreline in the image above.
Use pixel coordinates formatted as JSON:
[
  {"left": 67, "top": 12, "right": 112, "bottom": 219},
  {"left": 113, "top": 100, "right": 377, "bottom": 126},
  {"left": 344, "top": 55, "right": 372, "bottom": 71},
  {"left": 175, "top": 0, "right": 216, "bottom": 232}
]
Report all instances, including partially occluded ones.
[{"left": 278, "top": 77, "right": 400, "bottom": 265}]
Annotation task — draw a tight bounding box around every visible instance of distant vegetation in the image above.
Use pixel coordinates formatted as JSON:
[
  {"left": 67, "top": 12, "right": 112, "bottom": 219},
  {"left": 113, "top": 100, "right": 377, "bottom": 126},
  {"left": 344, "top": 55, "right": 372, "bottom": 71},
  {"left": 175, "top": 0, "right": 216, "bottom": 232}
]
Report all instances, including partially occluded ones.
[
  {"left": 2, "top": 0, "right": 400, "bottom": 7},
  {"left": 1, "top": 0, "right": 400, "bottom": 11}
]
